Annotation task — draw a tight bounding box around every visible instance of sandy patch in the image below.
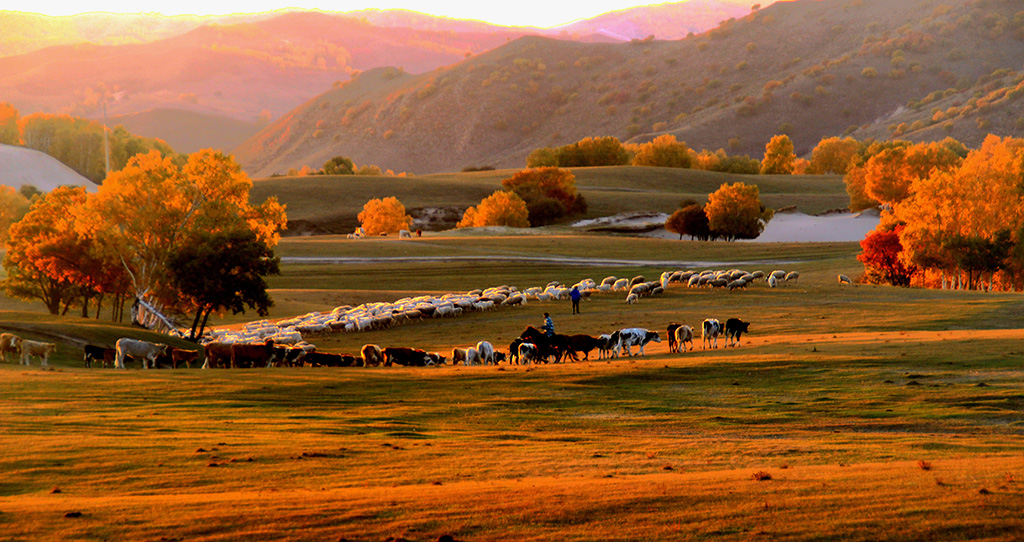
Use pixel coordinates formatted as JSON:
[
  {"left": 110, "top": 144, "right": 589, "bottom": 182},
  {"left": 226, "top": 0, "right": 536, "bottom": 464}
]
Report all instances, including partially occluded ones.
[
  {"left": 573, "top": 209, "right": 880, "bottom": 243},
  {"left": 0, "top": 144, "right": 98, "bottom": 192}
]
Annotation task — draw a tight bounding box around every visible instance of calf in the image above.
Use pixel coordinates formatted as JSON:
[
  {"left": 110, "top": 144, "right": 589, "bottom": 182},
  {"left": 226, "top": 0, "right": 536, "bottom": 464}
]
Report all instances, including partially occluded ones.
[
  {"left": 724, "top": 318, "right": 750, "bottom": 347},
  {"left": 20, "top": 340, "right": 57, "bottom": 366},
  {"left": 170, "top": 348, "right": 200, "bottom": 369},
  {"left": 673, "top": 325, "right": 694, "bottom": 352},
  {"left": 702, "top": 319, "right": 722, "bottom": 350},
  {"left": 613, "top": 328, "right": 661, "bottom": 357},
  {"left": 518, "top": 342, "right": 540, "bottom": 364},
  {"left": 84, "top": 344, "right": 115, "bottom": 368},
  {"left": 597, "top": 334, "right": 616, "bottom": 360},
  {"left": 115, "top": 338, "right": 169, "bottom": 369},
  {"left": 1, "top": 333, "right": 21, "bottom": 363},
  {"left": 667, "top": 323, "right": 681, "bottom": 353},
  {"left": 361, "top": 344, "right": 385, "bottom": 366},
  {"left": 507, "top": 338, "right": 523, "bottom": 365},
  {"left": 452, "top": 347, "right": 469, "bottom": 365}
]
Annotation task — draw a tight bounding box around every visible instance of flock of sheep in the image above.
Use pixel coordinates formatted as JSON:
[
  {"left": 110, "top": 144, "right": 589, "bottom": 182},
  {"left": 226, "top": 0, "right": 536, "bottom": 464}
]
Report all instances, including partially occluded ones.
[{"left": 197, "top": 267, "right": 801, "bottom": 361}]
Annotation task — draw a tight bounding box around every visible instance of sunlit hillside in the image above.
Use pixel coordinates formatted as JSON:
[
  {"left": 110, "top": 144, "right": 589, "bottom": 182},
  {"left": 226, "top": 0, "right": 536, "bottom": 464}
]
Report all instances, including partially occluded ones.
[{"left": 234, "top": 0, "right": 1024, "bottom": 176}]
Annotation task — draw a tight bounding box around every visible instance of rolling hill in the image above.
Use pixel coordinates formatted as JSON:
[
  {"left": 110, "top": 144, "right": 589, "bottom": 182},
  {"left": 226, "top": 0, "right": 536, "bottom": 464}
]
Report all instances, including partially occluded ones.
[
  {"left": 233, "top": 0, "right": 1024, "bottom": 177},
  {"left": 108, "top": 108, "right": 262, "bottom": 155},
  {"left": 1, "top": 3, "right": 767, "bottom": 155},
  {"left": 250, "top": 166, "right": 848, "bottom": 235}
]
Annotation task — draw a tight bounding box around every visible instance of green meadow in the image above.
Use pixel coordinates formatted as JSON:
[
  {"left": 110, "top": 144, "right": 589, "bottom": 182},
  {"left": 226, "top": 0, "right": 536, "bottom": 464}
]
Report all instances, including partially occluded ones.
[{"left": 2, "top": 236, "right": 1024, "bottom": 541}]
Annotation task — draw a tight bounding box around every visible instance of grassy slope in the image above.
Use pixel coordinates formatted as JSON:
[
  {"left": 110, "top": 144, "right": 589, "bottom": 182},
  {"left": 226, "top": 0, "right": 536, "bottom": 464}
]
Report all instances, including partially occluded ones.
[{"left": 252, "top": 167, "right": 848, "bottom": 234}]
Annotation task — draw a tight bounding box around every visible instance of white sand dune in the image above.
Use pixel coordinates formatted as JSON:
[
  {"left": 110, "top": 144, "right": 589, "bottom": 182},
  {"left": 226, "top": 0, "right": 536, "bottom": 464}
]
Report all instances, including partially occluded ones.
[
  {"left": 0, "top": 144, "right": 98, "bottom": 192},
  {"left": 574, "top": 209, "right": 879, "bottom": 243}
]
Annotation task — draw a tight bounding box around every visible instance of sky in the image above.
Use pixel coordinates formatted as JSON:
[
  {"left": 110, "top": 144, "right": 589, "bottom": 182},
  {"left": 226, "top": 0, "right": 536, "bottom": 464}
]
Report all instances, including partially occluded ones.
[{"left": 13, "top": 1, "right": 681, "bottom": 28}]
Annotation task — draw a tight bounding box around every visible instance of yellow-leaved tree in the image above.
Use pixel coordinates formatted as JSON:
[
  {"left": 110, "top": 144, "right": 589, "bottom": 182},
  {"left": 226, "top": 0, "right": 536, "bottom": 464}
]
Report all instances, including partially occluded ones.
[
  {"left": 632, "top": 134, "right": 693, "bottom": 168},
  {"left": 704, "top": 182, "right": 774, "bottom": 241},
  {"left": 760, "top": 134, "right": 795, "bottom": 174},
  {"left": 81, "top": 149, "right": 286, "bottom": 327},
  {"left": 458, "top": 190, "right": 529, "bottom": 228},
  {"left": 358, "top": 196, "right": 412, "bottom": 235}
]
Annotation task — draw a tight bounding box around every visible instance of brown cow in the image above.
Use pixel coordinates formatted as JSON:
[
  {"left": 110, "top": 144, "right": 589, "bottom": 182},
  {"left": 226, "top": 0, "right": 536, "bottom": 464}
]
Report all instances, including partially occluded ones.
[
  {"left": 361, "top": 344, "right": 384, "bottom": 366},
  {"left": 21, "top": 340, "right": 57, "bottom": 366},
  {"left": 202, "top": 343, "right": 233, "bottom": 369},
  {"left": 230, "top": 340, "right": 278, "bottom": 368},
  {"left": 1, "top": 333, "right": 21, "bottom": 363},
  {"left": 383, "top": 347, "right": 431, "bottom": 367},
  {"left": 84, "top": 344, "right": 116, "bottom": 368},
  {"left": 171, "top": 348, "right": 200, "bottom": 369}
]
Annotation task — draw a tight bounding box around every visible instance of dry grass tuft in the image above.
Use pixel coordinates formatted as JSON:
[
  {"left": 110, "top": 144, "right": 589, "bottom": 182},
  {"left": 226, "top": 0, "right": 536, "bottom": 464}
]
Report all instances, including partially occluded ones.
[
  {"left": 751, "top": 470, "right": 772, "bottom": 481},
  {"left": 917, "top": 460, "right": 932, "bottom": 471}
]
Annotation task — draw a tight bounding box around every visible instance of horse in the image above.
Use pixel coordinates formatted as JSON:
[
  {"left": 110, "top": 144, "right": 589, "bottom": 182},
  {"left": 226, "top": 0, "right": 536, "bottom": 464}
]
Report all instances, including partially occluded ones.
[{"left": 519, "top": 326, "right": 570, "bottom": 363}]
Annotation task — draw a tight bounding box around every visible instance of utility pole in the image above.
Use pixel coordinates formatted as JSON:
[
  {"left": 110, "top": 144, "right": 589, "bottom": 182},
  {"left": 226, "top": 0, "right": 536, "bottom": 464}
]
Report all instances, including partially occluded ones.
[{"left": 101, "top": 97, "right": 110, "bottom": 174}]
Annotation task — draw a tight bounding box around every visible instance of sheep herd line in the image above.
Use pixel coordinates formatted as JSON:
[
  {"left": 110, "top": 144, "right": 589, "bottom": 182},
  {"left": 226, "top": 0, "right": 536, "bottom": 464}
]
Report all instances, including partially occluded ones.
[{"left": 0, "top": 268, "right": 799, "bottom": 369}]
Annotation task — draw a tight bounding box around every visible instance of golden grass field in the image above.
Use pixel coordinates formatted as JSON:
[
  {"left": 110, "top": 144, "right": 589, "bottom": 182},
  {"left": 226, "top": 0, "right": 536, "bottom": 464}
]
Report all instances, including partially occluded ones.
[{"left": 2, "top": 235, "right": 1024, "bottom": 541}]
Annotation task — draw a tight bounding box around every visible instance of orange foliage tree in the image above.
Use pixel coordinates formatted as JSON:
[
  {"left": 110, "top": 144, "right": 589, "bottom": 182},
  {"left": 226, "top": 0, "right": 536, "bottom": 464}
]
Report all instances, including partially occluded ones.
[
  {"left": 358, "top": 196, "right": 412, "bottom": 235},
  {"left": 83, "top": 150, "right": 286, "bottom": 324},
  {"left": 807, "top": 136, "right": 861, "bottom": 174},
  {"left": 704, "top": 182, "right": 774, "bottom": 241},
  {"left": 0, "top": 102, "right": 19, "bottom": 145},
  {"left": 760, "top": 134, "right": 795, "bottom": 174},
  {"left": 857, "top": 225, "right": 917, "bottom": 286},
  {"left": 458, "top": 190, "right": 529, "bottom": 228},
  {"left": 632, "top": 134, "right": 693, "bottom": 168},
  {"left": 501, "top": 167, "right": 585, "bottom": 225},
  {"left": 894, "top": 135, "right": 1024, "bottom": 289},
  {"left": 1, "top": 187, "right": 114, "bottom": 315}
]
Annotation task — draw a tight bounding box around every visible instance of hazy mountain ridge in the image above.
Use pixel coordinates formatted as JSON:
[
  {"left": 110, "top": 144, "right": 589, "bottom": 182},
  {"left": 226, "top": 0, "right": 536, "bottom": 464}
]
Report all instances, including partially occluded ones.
[{"left": 232, "top": 0, "right": 1024, "bottom": 176}]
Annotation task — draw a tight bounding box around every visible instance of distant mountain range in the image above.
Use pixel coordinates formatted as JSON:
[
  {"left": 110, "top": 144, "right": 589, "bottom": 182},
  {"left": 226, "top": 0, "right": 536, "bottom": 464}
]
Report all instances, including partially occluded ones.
[{"left": 232, "top": 0, "right": 1024, "bottom": 176}]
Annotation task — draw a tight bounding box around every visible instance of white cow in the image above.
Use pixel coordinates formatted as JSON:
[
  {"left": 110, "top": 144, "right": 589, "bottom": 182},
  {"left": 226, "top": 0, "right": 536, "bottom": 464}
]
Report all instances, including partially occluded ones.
[
  {"left": 115, "top": 338, "right": 170, "bottom": 369},
  {"left": 613, "top": 328, "right": 661, "bottom": 357},
  {"left": 518, "top": 342, "right": 539, "bottom": 364},
  {"left": 476, "top": 340, "right": 496, "bottom": 365},
  {"left": 702, "top": 319, "right": 722, "bottom": 350}
]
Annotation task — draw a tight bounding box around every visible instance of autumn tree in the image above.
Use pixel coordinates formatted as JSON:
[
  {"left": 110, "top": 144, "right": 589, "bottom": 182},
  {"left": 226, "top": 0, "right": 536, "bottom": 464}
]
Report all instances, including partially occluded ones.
[
  {"left": 458, "top": 190, "right": 529, "bottom": 228},
  {"left": 665, "top": 203, "right": 713, "bottom": 240},
  {"left": 760, "top": 134, "right": 795, "bottom": 174},
  {"left": 858, "top": 225, "right": 917, "bottom": 286},
  {"left": 18, "top": 113, "right": 177, "bottom": 182},
  {"left": 527, "top": 136, "right": 630, "bottom": 167},
  {"left": 695, "top": 149, "right": 761, "bottom": 174},
  {"left": 322, "top": 156, "right": 354, "bottom": 175},
  {"left": 83, "top": 149, "right": 286, "bottom": 328},
  {"left": 0, "top": 102, "right": 19, "bottom": 145},
  {"left": 807, "top": 137, "right": 861, "bottom": 174},
  {"left": 168, "top": 229, "right": 280, "bottom": 340},
  {"left": 896, "top": 136, "right": 1024, "bottom": 289},
  {"left": 2, "top": 187, "right": 95, "bottom": 314},
  {"left": 501, "top": 167, "right": 585, "bottom": 225},
  {"left": 0, "top": 186, "right": 30, "bottom": 246},
  {"left": 843, "top": 165, "right": 880, "bottom": 211},
  {"left": 632, "top": 134, "right": 694, "bottom": 168},
  {"left": 358, "top": 196, "right": 412, "bottom": 235},
  {"left": 704, "top": 182, "right": 774, "bottom": 241}
]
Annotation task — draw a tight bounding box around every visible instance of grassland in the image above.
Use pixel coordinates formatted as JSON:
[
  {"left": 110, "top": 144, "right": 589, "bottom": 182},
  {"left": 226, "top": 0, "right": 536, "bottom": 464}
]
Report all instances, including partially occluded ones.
[
  {"left": 2, "top": 236, "right": 1024, "bottom": 541},
  {"left": 251, "top": 167, "right": 849, "bottom": 234}
]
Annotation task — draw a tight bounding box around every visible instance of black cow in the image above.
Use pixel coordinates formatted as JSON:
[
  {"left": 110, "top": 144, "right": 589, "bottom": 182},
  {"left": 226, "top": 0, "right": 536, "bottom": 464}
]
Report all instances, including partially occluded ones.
[
  {"left": 724, "top": 318, "right": 751, "bottom": 347},
  {"left": 84, "top": 344, "right": 116, "bottom": 368},
  {"left": 383, "top": 347, "right": 432, "bottom": 367}
]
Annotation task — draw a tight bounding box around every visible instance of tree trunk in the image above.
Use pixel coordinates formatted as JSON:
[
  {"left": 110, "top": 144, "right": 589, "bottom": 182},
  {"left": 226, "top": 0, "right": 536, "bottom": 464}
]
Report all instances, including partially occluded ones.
[{"left": 197, "top": 307, "right": 214, "bottom": 340}]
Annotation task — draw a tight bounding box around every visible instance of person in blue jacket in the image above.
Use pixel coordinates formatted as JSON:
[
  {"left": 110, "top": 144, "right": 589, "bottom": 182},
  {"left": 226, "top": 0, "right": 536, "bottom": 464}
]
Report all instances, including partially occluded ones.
[
  {"left": 570, "top": 286, "right": 581, "bottom": 315},
  {"left": 542, "top": 312, "right": 554, "bottom": 337}
]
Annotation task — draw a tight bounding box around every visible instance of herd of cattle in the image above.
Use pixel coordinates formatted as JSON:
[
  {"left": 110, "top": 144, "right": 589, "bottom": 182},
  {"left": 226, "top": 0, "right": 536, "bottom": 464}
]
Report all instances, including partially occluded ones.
[
  {"left": 0, "top": 316, "right": 752, "bottom": 370},
  {"left": 0, "top": 266, "right": 788, "bottom": 369}
]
